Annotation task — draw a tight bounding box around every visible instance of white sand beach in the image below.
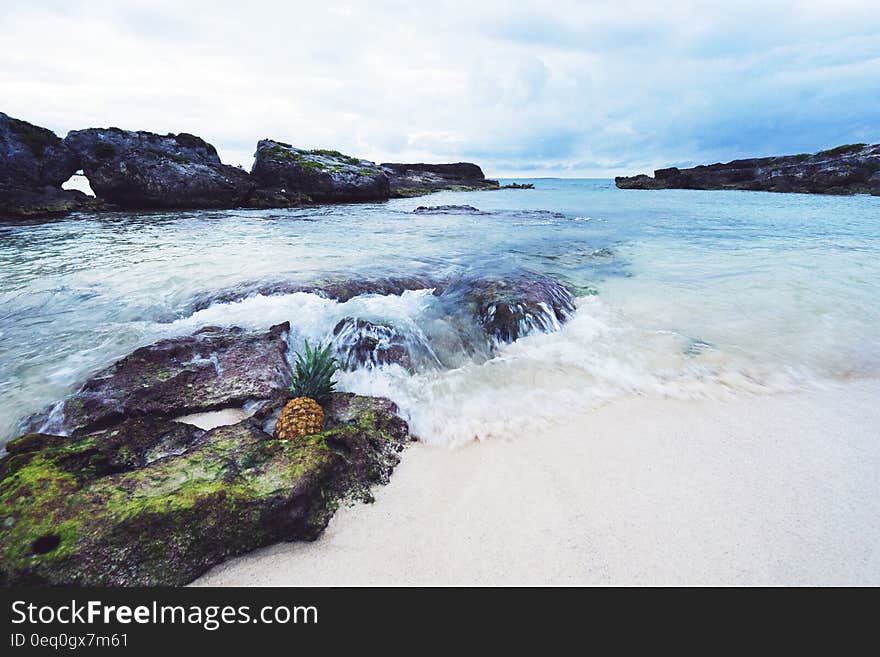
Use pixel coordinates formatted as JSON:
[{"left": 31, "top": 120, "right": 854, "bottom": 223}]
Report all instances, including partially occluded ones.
[{"left": 195, "top": 380, "right": 880, "bottom": 586}]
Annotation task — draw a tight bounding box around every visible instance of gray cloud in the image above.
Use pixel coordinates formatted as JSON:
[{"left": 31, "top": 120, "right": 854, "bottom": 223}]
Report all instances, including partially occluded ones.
[{"left": 2, "top": 0, "right": 877, "bottom": 176}]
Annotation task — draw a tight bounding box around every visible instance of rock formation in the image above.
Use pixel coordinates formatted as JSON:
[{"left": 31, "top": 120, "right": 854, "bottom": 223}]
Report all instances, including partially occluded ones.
[
  {"left": 381, "top": 162, "right": 500, "bottom": 197},
  {"left": 1, "top": 323, "right": 413, "bottom": 586},
  {"left": 442, "top": 272, "right": 576, "bottom": 344},
  {"left": 250, "top": 140, "right": 390, "bottom": 204},
  {"left": 64, "top": 128, "right": 255, "bottom": 209},
  {"left": 48, "top": 323, "right": 293, "bottom": 437},
  {"left": 0, "top": 112, "right": 100, "bottom": 219},
  {"left": 1, "top": 111, "right": 501, "bottom": 218},
  {"left": 615, "top": 143, "right": 880, "bottom": 195}
]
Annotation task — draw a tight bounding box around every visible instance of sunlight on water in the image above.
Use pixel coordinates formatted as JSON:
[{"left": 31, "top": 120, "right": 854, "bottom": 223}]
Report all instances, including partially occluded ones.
[{"left": 1, "top": 180, "right": 879, "bottom": 445}]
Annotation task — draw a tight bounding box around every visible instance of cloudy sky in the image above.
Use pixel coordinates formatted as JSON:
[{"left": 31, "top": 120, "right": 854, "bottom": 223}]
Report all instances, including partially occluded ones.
[{"left": 3, "top": 0, "right": 879, "bottom": 176}]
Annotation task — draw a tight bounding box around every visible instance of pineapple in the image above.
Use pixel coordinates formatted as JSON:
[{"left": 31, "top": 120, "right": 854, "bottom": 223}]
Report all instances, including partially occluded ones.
[{"left": 275, "top": 340, "right": 338, "bottom": 440}]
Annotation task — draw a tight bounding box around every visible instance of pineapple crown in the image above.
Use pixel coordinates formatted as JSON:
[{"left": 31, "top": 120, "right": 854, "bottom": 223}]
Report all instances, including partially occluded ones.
[{"left": 289, "top": 339, "right": 338, "bottom": 404}]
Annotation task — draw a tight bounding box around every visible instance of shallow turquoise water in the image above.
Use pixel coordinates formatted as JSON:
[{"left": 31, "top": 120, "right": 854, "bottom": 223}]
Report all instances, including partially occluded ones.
[{"left": 1, "top": 180, "right": 878, "bottom": 445}]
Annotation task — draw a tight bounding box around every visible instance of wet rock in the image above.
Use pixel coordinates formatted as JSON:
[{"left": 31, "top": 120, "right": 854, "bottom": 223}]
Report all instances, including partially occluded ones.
[
  {"left": 63, "top": 128, "right": 255, "bottom": 209},
  {"left": 0, "top": 184, "right": 102, "bottom": 220},
  {"left": 187, "top": 274, "right": 444, "bottom": 312},
  {"left": 0, "top": 113, "right": 97, "bottom": 220},
  {"left": 442, "top": 272, "right": 575, "bottom": 343},
  {"left": 45, "top": 323, "right": 292, "bottom": 436},
  {"left": 381, "top": 162, "right": 500, "bottom": 197},
  {"left": 332, "top": 318, "right": 412, "bottom": 370},
  {"left": 615, "top": 143, "right": 880, "bottom": 195},
  {"left": 412, "top": 204, "right": 488, "bottom": 215},
  {"left": 0, "top": 394, "right": 412, "bottom": 586},
  {"left": 250, "top": 140, "right": 389, "bottom": 204}
]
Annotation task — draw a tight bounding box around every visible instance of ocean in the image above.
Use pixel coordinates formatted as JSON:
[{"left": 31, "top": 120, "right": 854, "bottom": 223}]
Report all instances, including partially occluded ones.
[{"left": 1, "top": 179, "right": 878, "bottom": 446}]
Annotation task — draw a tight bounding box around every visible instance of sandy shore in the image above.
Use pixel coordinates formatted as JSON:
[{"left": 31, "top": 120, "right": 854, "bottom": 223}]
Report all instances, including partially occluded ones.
[{"left": 195, "top": 381, "right": 880, "bottom": 586}]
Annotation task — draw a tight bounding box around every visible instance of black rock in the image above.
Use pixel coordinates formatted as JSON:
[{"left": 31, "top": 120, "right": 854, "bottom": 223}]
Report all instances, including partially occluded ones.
[
  {"left": 250, "top": 140, "right": 390, "bottom": 204},
  {"left": 0, "top": 112, "right": 78, "bottom": 187},
  {"left": 441, "top": 272, "right": 576, "bottom": 343},
  {"left": 615, "top": 143, "right": 880, "bottom": 195},
  {"left": 381, "top": 162, "right": 500, "bottom": 197},
  {"left": 63, "top": 128, "right": 256, "bottom": 209},
  {"left": 0, "top": 112, "right": 96, "bottom": 220},
  {"left": 412, "top": 204, "right": 488, "bottom": 214},
  {"left": 0, "top": 183, "right": 102, "bottom": 220}
]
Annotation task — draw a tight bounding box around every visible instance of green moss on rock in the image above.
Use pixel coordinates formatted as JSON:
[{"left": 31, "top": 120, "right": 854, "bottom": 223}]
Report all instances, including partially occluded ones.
[
  {"left": 7, "top": 117, "right": 62, "bottom": 156},
  {"left": 0, "top": 394, "right": 411, "bottom": 586}
]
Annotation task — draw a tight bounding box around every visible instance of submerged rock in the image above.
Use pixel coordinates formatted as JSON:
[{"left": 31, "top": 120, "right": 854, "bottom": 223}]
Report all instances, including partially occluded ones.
[
  {"left": 40, "top": 323, "right": 293, "bottom": 436},
  {"left": 0, "top": 112, "right": 98, "bottom": 220},
  {"left": 441, "top": 272, "right": 576, "bottom": 344},
  {"left": 187, "top": 274, "right": 444, "bottom": 313},
  {"left": 63, "top": 128, "right": 255, "bottom": 209},
  {"left": 615, "top": 143, "right": 880, "bottom": 195},
  {"left": 382, "top": 162, "right": 500, "bottom": 197},
  {"left": 332, "top": 318, "right": 413, "bottom": 370},
  {"left": 250, "top": 140, "right": 390, "bottom": 204},
  {"left": 187, "top": 270, "right": 576, "bottom": 350},
  {"left": 0, "top": 394, "right": 412, "bottom": 586},
  {"left": 412, "top": 204, "right": 488, "bottom": 215}
]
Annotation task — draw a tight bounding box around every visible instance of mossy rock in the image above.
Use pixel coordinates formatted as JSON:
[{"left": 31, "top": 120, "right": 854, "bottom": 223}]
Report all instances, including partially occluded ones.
[
  {"left": 0, "top": 394, "right": 412, "bottom": 586},
  {"left": 250, "top": 139, "right": 390, "bottom": 203},
  {"left": 6, "top": 116, "right": 62, "bottom": 156}
]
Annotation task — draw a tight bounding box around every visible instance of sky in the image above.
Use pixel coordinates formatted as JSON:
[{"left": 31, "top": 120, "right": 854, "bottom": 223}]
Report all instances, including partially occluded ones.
[{"left": 2, "top": 0, "right": 879, "bottom": 177}]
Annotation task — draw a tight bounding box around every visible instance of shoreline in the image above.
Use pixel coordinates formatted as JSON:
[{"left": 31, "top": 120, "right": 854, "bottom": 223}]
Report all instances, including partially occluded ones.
[{"left": 195, "top": 380, "right": 880, "bottom": 586}]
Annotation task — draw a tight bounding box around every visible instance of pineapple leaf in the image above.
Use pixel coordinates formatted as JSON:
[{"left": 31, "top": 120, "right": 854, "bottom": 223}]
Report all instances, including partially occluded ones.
[{"left": 289, "top": 339, "right": 338, "bottom": 404}]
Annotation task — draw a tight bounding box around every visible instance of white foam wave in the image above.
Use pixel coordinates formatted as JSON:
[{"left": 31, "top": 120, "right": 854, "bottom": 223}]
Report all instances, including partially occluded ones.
[{"left": 149, "top": 290, "right": 875, "bottom": 448}]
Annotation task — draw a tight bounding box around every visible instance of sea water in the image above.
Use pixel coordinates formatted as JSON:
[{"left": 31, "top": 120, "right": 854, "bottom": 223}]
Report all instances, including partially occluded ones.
[{"left": 1, "top": 180, "right": 878, "bottom": 446}]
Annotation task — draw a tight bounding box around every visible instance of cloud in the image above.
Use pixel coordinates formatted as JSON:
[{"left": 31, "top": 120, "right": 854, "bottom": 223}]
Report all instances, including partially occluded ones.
[{"left": 1, "top": 0, "right": 878, "bottom": 176}]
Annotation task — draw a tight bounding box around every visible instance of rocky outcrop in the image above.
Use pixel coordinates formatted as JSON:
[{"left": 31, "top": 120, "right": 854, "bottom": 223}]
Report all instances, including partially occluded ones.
[
  {"left": 442, "top": 272, "right": 576, "bottom": 344},
  {"left": 413, "top": 204, "right": 488, "bottom": 215},
  {"left": 615, "top": 143, "right": 880, "bottom": 195},
  {"left": 332, "top": 318, "right": 413, "bottom": 370},
  {"left": 188, "top": 270, "right": 576, "bottom": 348},
  {"left": 187, "top": 274, "right": 444, "bottom": 313},
  {"left": 0, "top": 183, "right": 101, "bottom": 220},
  {"left": 381, "top": 162, "right": 500, "bottom": 197},
  {"left": 2, "top": 111, "right": 504, "bottom": 216},
  {"left": 32, "top": 323, "right": 293, "bottom": 437},
  {"left": 1, "top": 321, "right": 413, "bottom": 586},
  {"left": 64, "top": 128, "right": 255, "bottom": 209},
  {"left": 250, "top": 140, "right": 390, "bottom": 204},
  {"left": 0, "top": 112, "right": 99, "bottom": 219},
  {"left": 0, "top": 394, "right": 411, "bottom": 586}
]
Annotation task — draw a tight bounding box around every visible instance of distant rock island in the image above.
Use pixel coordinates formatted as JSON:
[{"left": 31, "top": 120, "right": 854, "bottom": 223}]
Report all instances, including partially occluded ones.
[
  {"left": 615, "top": 143, "right": 880, "bottom": 195},
  {"left": 0, "top": 111, "right": 499, "bottom": 219}
]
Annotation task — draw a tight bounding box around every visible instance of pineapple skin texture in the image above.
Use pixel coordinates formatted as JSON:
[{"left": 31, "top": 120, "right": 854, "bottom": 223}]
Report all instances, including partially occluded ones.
[{"left": 275, "top": 397, "right": 325, "bottom": 440}]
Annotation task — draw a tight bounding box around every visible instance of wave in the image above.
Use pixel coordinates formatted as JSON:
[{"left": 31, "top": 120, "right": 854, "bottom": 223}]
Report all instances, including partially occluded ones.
[{"left": 144, "top": 288, "right": 867, "bottom": 448}]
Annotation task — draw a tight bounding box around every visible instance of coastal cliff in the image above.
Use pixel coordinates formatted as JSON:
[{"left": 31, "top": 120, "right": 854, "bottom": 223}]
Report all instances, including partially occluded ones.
[
  {"left": 615, "top": 143, "right": 880, "bottom": 195},
  {"left": 0, "top": 111, "right": 499, "bottom": 219}
]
